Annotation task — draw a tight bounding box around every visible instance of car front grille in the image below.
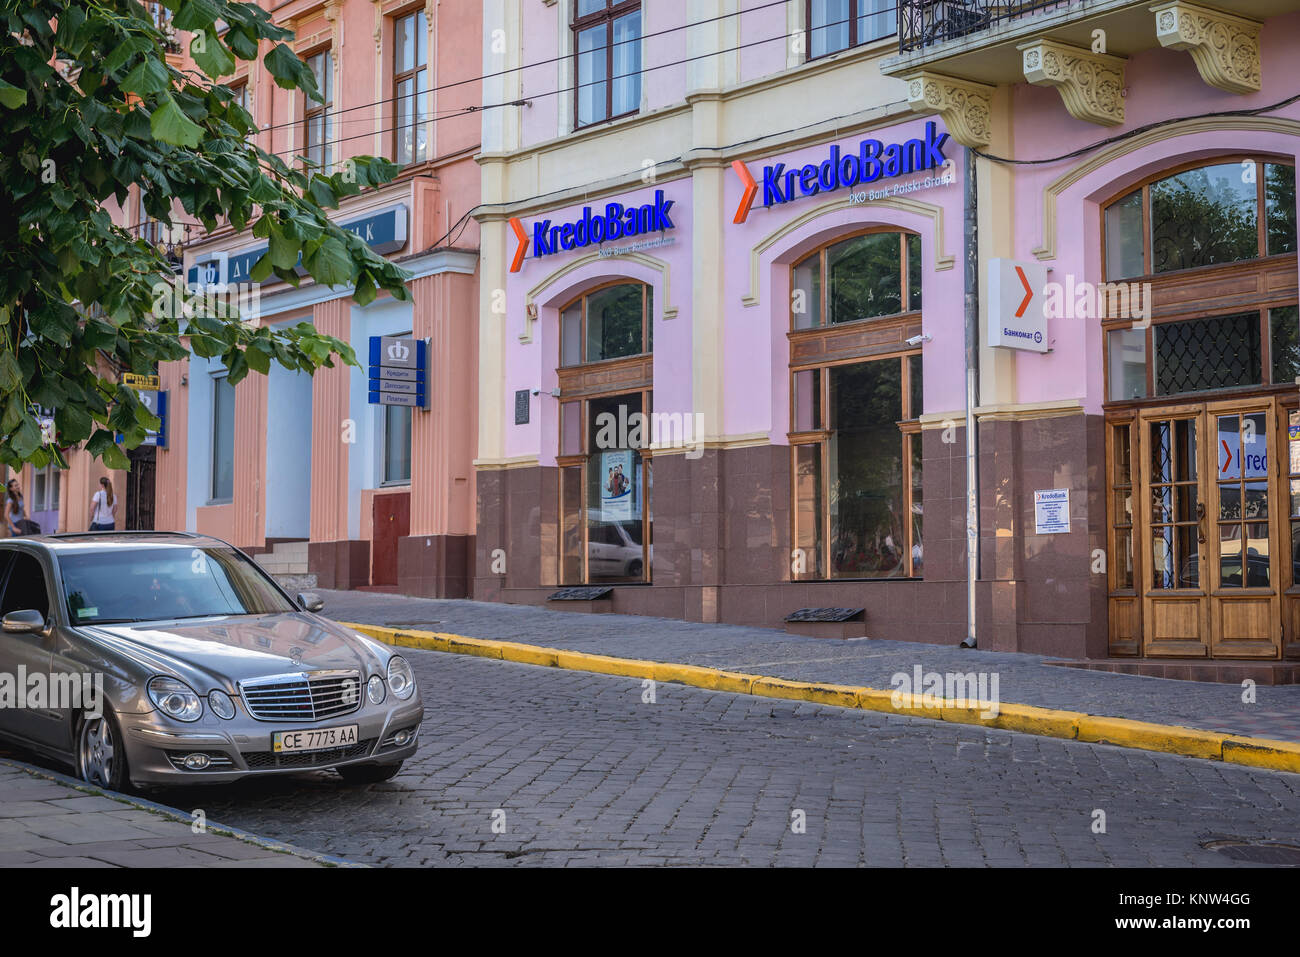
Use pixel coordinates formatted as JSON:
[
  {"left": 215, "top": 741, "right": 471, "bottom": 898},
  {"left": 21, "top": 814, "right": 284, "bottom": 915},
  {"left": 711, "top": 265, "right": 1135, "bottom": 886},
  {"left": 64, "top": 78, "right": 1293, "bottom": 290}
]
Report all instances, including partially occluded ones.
[
  {"left": 239, "top": 671, "right": 363, "bottom": 723},
  {"left": 243, "top": 739, "right": 375, "bottom": 770}
]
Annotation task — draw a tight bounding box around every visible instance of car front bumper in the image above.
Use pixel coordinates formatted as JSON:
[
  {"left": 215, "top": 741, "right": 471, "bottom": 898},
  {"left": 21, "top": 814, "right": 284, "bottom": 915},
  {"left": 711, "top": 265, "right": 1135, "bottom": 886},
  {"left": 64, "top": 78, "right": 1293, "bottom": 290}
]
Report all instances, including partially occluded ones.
[{"left": 117, "top": 695, "right": 424, "bottom": 786}]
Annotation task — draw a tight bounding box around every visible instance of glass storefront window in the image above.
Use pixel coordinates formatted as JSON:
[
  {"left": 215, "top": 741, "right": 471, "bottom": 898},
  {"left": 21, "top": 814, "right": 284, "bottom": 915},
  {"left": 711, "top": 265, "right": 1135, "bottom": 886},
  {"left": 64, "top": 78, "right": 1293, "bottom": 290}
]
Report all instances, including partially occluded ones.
[
  {"left": 1105, "top": 190, "right": 1144, "bottom": 279},
  {"left": 382, "top": 403, "right": 412, "bottom": 484},
  {"left": 827, "top": 359, "right": 905, "bottom": 578},
  {"left": 1151, "top": 162, "right": 1258, "bottom": 272},
  {"left": 1271, "top": 305, "right": 1300, "bottom": 385},
  {"left": 560, "top": 282, "right": 650, "bottom": 365},
  {"left": 793, "top": 368, "right": 821, "bottom": 432},
  {"left": 791, "top": 231, "right": 919, "bottom": 329},
  {"left": 585, "top": 392, "right": 646, "bottom": 583},
  {"left": 1104, "top": 159, "right": 1297, "bottom": 280},
  {"left": 1107, "top": 327, "right": 1148, "bottom": 400},
  {"left": 1267, "top": 163, "right": 1297, "bottom": 255},
  {"left": 210, "top": 374, "right": 235, "bottom": 503}
]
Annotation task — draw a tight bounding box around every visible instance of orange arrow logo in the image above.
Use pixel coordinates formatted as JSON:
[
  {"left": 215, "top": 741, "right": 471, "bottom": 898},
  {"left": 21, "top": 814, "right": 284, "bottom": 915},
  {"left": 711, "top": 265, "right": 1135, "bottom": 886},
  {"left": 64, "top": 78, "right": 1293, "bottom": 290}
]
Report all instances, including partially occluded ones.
[
  {"left": 731, "top": 160, "right": 757, "bottom": 224},
  {"left": 1014, "top": 265, "right": 1033, "bottom": 318},
  {"left": 509, "top": 217, "right": 529, "bottom": 273}
]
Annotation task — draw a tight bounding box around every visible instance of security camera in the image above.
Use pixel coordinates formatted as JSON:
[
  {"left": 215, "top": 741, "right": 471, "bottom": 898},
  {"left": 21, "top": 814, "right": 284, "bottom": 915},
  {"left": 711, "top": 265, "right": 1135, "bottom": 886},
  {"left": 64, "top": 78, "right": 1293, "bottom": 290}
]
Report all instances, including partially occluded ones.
[{"left": 905, "top": 333, "right": 932, "bottom": 346}]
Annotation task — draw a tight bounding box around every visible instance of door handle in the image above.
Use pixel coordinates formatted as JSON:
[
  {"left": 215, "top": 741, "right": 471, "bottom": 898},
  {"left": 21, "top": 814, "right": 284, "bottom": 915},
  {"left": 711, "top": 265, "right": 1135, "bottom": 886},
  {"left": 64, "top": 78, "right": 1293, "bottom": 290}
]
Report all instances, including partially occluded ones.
[{"left": 1195, "top": 502, "right": 1207, "bottom": 544}]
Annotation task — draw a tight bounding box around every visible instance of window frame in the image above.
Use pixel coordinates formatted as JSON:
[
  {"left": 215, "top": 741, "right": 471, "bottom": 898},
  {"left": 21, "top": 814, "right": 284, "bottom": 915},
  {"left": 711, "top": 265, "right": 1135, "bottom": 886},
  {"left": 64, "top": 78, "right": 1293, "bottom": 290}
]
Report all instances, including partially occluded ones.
[
  {"left": 559, "top": 279, "right": 653, "bottom": 367},
  {"left": 302, "top": 47, "right": 334, "bottom": 171},
  {"left": 392, "top": 8, "right": 429, "bottom": 166},
  {"left": 1099, "top": 158, "right": 1299, "bottom": 408},
  {"left": 791, "top": 227, "right": 922, "bottom": 331},
  {"left": 209, "top": 373, "right": 236, "bottom": 505},
  {"left": 1102, "top": 155, "right": 1297, "bottom": 284},
  {"left": 571, "top": 0, "right": 642, "bottom": 130},
  {"left": 805, "top": 0, "right": 897, "bottom": 62}
]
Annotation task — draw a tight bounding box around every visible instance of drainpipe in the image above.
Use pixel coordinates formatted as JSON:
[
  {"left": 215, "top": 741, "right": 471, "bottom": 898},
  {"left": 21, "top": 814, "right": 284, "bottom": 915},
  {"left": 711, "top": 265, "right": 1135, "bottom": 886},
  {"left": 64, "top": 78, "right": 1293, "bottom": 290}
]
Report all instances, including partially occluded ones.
[{"left": 961, "top": 145, "right": 980, "bottom": 649}]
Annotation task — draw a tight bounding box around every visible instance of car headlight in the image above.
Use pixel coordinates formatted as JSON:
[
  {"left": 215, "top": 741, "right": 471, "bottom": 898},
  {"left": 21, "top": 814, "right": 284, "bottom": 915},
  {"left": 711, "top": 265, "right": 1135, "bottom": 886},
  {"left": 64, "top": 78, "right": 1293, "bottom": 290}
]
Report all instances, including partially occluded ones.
[
  {"left": 148, "top": 677, "right": 203, "bottom": 722},
  {"left": 367, "top": 674, "right": 386, "bottom": 705},
  {"left": 387, "top": 655, "right": 416, "bottom": 700},
  {"left": 208, "top": 689, "right": 236, "bottom": 720}
]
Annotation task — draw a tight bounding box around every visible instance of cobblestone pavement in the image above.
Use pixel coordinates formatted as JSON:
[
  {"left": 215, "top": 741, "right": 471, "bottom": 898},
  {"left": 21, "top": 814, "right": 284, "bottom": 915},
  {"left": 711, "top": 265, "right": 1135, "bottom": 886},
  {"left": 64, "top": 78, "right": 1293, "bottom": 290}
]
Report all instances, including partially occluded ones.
[
  {"left": 101, "top": 648, "right": 1300, "bottom": 867},
  {"left": 320, "top": 590, "right": 1300, "bottom": 743},
  {"left": 0, "top": 760, "right": 328, "bottom": 868}
]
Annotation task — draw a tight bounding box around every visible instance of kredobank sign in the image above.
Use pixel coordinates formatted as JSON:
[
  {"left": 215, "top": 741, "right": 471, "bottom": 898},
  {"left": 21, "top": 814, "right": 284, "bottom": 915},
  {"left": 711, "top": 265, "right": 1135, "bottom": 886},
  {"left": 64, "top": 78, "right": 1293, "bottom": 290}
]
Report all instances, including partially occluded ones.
[
  {"left": 730, "top": 121, "right": 951, "bottom": 223},
  {"left": 509, "top": 190, "right": 676, "bottom": 272}
]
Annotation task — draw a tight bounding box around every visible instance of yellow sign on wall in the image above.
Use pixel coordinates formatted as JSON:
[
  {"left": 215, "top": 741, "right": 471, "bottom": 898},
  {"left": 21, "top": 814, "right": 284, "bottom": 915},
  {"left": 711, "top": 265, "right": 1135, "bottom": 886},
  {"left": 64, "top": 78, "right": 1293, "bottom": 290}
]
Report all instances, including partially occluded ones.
[{"left": 122, "top": 373, "right": 161, "bottom": 390}]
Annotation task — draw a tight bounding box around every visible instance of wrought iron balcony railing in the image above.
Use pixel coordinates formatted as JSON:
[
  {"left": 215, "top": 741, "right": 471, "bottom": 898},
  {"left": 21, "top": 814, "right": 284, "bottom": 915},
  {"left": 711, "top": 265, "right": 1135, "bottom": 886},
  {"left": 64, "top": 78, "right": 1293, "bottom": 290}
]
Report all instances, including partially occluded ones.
[
  {"left": 126, "top": 221, "right": 195, "bottom": 270},
  {"left": 898, "top": 0, "right": 1077, "bottom": 53}
]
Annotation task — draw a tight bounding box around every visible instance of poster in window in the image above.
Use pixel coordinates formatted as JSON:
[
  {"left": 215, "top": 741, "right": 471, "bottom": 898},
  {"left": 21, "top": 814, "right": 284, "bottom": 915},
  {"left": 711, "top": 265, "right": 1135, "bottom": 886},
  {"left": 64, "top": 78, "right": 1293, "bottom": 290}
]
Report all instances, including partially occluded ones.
[{"left": 600, "top": 450, "right": 636, "bottom": 522}]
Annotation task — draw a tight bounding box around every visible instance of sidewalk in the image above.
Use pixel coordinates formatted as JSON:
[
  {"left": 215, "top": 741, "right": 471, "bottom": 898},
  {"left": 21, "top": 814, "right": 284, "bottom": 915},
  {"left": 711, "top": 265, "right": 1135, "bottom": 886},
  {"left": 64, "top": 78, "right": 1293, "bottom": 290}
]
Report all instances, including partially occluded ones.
[
  {"left": 322, "top": 590, "right": 1300, "bottom": 745},
  {"left": 0, "top": 759, "right": 344, "bottom": 868}
]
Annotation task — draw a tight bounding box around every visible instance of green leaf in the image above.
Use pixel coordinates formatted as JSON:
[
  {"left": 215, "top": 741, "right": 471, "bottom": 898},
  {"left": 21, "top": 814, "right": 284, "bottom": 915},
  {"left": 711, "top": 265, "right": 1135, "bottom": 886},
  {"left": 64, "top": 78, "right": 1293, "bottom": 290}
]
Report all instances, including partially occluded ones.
[
  {"left": 267, "top": 226, "right": 300, "bottom": 270},
  {"left": 303, "top": 237, "right": 352, "bottom": 287},
  {"left": 0, "top": 79, "right": 27, "bottom": 109},
  {"left": 150, "top": 96, "right": 204, "bottom": 147},
  {"left": 100, "top": 442, "right": 130, "bottom": 472},
  {"left": 0, "top": 351, "right": 20, "bottom": 392},
  {"left": 11, "top": 419, "right": 41, "bottom": 458},
  {"left": 264, "top": 43, "right": 318, "bottom": 99},
  {"left": 120, "top": 57, "right": 170, "bottom": 97},
  {"left": 191, "top": 33, "right": 236, "bottom": 79}
]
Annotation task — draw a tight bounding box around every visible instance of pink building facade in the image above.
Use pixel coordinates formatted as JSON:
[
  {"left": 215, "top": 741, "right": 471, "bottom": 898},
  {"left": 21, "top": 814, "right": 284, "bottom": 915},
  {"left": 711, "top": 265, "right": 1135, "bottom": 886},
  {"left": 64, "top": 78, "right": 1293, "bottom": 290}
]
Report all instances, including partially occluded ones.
[
  {"left": 159, "top": 0, "right": 482, "bottom": 595},
  {"left": 475, "top": 1, "right": 1300, "bottom": 670}
]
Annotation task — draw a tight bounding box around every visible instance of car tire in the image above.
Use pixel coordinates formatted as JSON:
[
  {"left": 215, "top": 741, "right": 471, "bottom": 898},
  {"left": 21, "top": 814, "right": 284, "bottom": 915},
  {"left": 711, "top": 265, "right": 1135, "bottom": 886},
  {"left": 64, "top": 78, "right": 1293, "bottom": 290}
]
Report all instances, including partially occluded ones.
[
  {"left": 76, "top": 707, "right": 131, "bottom": 793},
  {"left": 627, "top": 559, "right": 643, "bottom": 579},
  {"left": 336, "top": 761, "right": 403, "bottom": 784}
]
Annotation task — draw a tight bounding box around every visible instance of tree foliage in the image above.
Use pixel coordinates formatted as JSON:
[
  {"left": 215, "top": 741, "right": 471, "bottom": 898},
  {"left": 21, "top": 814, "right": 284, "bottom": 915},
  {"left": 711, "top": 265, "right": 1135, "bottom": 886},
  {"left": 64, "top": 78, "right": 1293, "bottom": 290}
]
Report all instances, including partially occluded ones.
[{"left": 0, "top": 0, "right": 413, "bottom": 470}]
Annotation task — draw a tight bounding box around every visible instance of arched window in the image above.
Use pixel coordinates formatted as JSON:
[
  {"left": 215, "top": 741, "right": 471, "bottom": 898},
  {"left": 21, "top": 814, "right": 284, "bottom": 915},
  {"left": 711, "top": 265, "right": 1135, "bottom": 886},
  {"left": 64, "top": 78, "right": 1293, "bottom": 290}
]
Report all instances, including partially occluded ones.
[
  {"left": 559, "top": 281, "right": 652, "bottom": 365},
  {"left": 1104, "top": 158, "right": 1296, "bottom": 279},
  {"left": 791, "top": 230, "right": 922, "bottom": 329},
  {"left": 788, "top": 231, "right": 925, "bottom": 581}
]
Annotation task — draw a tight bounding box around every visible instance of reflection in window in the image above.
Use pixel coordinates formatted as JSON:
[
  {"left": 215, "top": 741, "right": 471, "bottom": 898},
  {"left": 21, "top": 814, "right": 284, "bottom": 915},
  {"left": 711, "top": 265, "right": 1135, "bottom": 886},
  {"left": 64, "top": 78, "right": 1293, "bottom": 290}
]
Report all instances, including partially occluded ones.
[
  {"left": 1105, "top": 160, "right": 1297, "bottom": 279},
  {"left": 1271, "top": 305, "right": 1300, "bottom": 385},
  {"left": 792, "top": 231, "right": 921, "bottom": 328},
  {"left": 1108, "top": 327, "right": 1148, "bottom": 400},
  {"left": 808, "top": 0, "right": 894, "bottom": 59},
  {"left": 791, "top": 356, "right": 921, "bottom": 580},
  {"left": 574, "top": 1, "right": 641, "bottom": 128},
  {"left": 560, "top": 282, "right": 651, "bottom": 365}
]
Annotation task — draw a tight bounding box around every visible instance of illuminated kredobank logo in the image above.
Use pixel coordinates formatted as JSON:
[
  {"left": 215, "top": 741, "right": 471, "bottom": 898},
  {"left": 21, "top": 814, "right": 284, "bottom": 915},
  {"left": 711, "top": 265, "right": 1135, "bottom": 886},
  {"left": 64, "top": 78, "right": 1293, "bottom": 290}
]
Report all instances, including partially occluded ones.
[
  {"left": 730, "top": 121, "right": 950, "bottom": 223},
  {"left": 508, "top": 190, "right": 676, "bottom": 272},
  {"left": 387, "top": 340, "right": 410, "bottom": 362}
]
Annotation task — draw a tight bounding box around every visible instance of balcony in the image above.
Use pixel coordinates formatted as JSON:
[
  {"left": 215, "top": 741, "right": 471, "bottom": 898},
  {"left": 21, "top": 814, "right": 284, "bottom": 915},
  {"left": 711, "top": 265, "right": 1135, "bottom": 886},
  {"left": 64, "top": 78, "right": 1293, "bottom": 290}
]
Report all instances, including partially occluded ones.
[
  {"left": 883, "top": 0, "right": 1293, "bottom": 143},
  {"left": 127, "top": 221, "right": 197, "bottom": 272}
]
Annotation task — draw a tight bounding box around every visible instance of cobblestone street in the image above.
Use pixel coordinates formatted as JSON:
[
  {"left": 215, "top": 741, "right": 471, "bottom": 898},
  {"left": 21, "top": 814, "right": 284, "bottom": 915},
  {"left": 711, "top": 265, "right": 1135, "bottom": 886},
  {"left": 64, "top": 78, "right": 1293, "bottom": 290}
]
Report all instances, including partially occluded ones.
[{"left": 118, "top": 647, "right": 1300, "bottom": 867}]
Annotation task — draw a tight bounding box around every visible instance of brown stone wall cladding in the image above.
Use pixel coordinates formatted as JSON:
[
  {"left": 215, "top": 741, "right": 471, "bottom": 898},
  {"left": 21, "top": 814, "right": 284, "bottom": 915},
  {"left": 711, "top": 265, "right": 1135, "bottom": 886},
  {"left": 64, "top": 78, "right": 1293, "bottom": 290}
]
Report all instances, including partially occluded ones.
[
  {"left": 397, "top": 534, "right": 473, "bottom": 598},
  {"left": 472, "top": 412, "right": 1108, "bottom": 659},
  {"left": 308, "top": 540, "right": 371, "bottom": 590}
]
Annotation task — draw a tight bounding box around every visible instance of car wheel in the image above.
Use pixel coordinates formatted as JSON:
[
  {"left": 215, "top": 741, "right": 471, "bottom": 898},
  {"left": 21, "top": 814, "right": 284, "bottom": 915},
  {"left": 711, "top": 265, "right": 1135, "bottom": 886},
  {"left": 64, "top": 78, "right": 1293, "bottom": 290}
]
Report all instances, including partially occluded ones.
[
  {"left": 627, "top": 559, "right": 643, "bottom": 579},
  {"left": 336, "top": 761, "right": 403, "bottom": 784},
  {"left": 77, "top": 708, "right": 130, "bottom": 793}
]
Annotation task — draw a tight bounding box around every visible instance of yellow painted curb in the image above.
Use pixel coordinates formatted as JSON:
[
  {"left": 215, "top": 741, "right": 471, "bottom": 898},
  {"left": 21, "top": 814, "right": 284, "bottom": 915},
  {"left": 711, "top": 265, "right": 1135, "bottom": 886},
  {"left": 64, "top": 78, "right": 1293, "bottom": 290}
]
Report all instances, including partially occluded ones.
[
  {"left": 339, "top": 621, "right": 1300, "bottom": 773},
  {"left": 1222, "top": 735, "right": 1300, "bottom": 774},
  {"left": 1076, "top": 715, "right": 1223, "bottom": 760}
]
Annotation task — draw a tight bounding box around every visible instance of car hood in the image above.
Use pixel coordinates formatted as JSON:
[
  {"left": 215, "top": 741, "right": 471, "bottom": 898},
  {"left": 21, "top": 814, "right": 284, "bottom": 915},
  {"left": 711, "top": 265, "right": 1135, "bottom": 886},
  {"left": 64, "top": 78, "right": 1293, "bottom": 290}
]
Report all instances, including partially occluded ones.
[{"left": 77, "top": 612, "right": 390, "bottom": 693}]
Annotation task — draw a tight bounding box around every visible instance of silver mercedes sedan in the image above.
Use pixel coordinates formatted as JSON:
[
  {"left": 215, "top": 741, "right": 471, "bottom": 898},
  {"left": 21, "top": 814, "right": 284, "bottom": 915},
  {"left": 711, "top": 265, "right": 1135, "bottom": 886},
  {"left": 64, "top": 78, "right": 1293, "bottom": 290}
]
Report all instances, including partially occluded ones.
[{"left": 0, "top": 532, "right": 422, "bottom": 790}]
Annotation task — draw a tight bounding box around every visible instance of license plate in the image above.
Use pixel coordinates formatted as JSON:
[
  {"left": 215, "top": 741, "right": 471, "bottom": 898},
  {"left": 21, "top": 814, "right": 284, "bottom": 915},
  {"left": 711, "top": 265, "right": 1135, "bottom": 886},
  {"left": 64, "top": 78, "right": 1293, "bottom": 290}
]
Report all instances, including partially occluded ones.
[{"left": 272, "top": 725, "right": 359, "bottom": 753}]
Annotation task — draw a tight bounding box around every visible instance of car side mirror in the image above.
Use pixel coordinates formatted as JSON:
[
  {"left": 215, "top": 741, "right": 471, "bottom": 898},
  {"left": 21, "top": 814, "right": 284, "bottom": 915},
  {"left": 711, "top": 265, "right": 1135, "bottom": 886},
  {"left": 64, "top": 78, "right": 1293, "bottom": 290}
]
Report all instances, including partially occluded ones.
[
  {"left": 3, "top": 609, "right": 46, "bottom": 634},
  {"left": 297, "top": 592, "right": 324, "bottom": 613}
]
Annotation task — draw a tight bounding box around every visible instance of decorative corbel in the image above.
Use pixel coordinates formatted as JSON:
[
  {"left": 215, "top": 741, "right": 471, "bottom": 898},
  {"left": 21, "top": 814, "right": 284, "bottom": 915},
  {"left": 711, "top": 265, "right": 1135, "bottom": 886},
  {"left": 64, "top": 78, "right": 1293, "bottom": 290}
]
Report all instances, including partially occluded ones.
[
  {"left": 902, "top": 72, "right": 995, "bottom": 148},
  {"left": 1020, "top": 39, "right": 1126, "bottom": 127},
  {"left": 1151, "top": 1, "right": 1261, "bottom": 94}
]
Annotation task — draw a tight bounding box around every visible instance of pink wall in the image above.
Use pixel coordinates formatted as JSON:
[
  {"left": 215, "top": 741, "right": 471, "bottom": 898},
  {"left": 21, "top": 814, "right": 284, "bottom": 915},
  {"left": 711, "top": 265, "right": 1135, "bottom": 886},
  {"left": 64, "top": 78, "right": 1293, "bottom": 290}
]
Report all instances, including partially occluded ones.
[{"left": 1008, "top": 13, "right": 1300, "bottom": 415}]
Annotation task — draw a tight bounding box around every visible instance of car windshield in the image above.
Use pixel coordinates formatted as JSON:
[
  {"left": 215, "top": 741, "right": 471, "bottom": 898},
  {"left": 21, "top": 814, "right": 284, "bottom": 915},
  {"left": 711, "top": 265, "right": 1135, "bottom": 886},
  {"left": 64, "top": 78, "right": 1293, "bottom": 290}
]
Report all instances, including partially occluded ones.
[{"left": 59, "top": 545, "right": 296, "bottom": 624}]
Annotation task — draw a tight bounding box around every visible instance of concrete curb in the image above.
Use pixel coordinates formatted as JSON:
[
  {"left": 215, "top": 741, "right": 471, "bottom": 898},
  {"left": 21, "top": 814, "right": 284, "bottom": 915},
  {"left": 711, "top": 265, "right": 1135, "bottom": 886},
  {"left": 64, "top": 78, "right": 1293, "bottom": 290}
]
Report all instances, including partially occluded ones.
[
  {"left": 0, "top": 758, "right": 365, "bottom": 867},
  {"left": 345, "top": 621, "right": 1300, "bottom": 775}
]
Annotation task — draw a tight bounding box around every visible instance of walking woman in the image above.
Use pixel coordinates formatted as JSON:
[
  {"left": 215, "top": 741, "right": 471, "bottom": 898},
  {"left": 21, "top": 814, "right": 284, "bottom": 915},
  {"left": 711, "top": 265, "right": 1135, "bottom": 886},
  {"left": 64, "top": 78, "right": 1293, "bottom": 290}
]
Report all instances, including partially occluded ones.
[
  {"left": 5, "top": 478, "right": 38, "bottom": 536},
  {"left": 90, "top": 476, "right": 117, "bottom": 531}
]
